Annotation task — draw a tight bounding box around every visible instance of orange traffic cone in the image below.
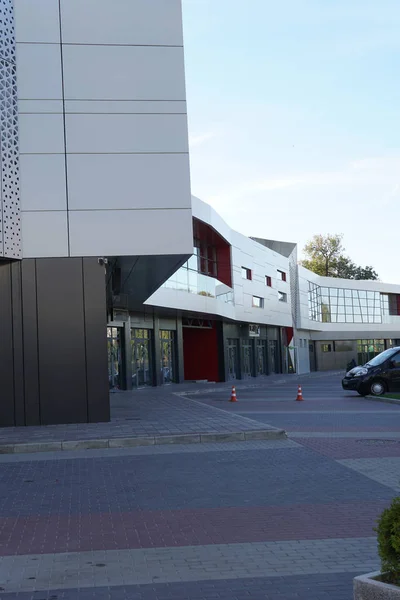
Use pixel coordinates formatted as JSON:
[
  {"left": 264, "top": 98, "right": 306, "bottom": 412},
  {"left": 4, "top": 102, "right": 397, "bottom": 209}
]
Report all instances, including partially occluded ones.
[
  {"left": 296, "top": 385, "right": 304, "bottom": 401},
  {"left": 230, "top": 386, "right": 237, "bottom": 402}
]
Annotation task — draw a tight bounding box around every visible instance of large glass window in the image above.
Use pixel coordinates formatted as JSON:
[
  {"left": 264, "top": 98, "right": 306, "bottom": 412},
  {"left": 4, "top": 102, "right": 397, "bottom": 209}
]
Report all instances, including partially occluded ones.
[
  {"left": 162, "top": 247, "right": 234, "bottom": 305},
  {"left": 357, "top": 339, "right": 385, "bottom": 365},
  {"left": 107, "top": 327, "right": 122, "bottom": 390},
  {"left": 160, "top": 330, "right": 175, "bottom": 384},
  {"left": 131, "top": 329, "right": 152, "bottom": 387},
  {"left": 308, "top": 282, "right": 382, "bottom": 324}
]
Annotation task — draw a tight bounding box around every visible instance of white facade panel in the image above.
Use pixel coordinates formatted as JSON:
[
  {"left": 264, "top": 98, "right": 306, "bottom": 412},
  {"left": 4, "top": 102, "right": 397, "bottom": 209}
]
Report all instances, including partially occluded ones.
[
  {"left": 22, "top": 211, "right": 68, "bottom": 257},
  {"left": 19, "top": 114, "right": 65, "bottom": 154},
  {"left": 68, "top": 209, "right": 193, "bottom": 257},
  {"left": 12, "top": 0, "right": 192, "bottom": 261},
  {"left": 65, "top": 114, "right": 189, "bottom": 154},
  {"left": 67, "top": 154, "right": 191, "bottom": 211},
  {"left": 14, "top": 0, "right": 60, "bottom": 43},
  {"left": 64, "top": 100, "right": 187, "bottom": 115},
  {"left": 16, "top": 43, "right": 62, "bottom": 100},
  {"left": 62, "top": 46, "right": 186, "bottom": 101},
  {"left": 18, "top": 100, "right": 63, "bottom": 113},
  {"left": 20, "top": 155, "right": 67, "bottom": 211},
  {"left": 60, "top": 0, "right": 184, "bottom": 46},
  {"left": 147, "top": 287, "right": 236, "bottom": 321}
]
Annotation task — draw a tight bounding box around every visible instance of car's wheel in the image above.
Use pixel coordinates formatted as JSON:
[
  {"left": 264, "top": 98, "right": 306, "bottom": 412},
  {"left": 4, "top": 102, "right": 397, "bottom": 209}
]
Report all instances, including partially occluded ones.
[{"left": 369, "top": 380, "right": 386, "bottom": 396}]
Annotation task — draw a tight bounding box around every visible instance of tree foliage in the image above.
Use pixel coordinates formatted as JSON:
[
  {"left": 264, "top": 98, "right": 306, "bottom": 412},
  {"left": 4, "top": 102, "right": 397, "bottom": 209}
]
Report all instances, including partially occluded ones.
[
  {"left": 375, "top": 496, "right": 400, "bottom": 583},
  {"left": 301, "top": 234, "right": 379, "bottom": 280}
]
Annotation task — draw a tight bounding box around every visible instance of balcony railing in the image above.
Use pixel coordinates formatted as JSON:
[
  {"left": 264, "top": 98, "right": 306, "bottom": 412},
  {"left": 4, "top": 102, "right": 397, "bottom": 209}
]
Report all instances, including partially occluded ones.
[{"left": 163, "top": 267, "right": 234, "bottom": 305}]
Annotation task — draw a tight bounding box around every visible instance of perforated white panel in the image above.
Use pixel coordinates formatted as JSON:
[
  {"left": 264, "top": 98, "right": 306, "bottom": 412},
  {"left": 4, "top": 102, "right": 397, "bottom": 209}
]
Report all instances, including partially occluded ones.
[{"left": 0, "top": 0, "right": 21, "bottom": 259}]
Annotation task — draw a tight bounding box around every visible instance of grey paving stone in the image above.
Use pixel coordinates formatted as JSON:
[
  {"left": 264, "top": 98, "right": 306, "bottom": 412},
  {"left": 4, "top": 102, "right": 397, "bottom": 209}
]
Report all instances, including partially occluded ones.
[
  {"left": 0, "top": 446, "right": 393, "bottom": 517},
  {"left": 61, "top": 440, "right": 109, "bottom": 451},
  {"left": 338, "top": 457, "right": 400, "bottom": 492},
  {"left": 200, "top": 432, "right": 245, "bottom": 443},
  {"left": 155, "top": 434, "right": 201, "bottom": 445},
  {"left": 13, "top": 443, "right": 62, "bottom": 454},
  {"left": 0, "top": 538, "right": 378, "bottom": 593},
  {"left": 108, "top": 437, "right": 155, "bottom": 448}
]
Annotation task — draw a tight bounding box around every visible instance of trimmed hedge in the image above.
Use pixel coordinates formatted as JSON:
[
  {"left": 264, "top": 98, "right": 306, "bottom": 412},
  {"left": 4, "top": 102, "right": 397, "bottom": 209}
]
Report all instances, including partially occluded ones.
[{"left": 376, "top": 497, "right": 400, "bottom": 584}]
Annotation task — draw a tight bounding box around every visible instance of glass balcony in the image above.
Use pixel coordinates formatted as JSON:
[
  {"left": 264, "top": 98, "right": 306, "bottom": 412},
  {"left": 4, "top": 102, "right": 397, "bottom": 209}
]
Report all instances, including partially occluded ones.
[{"left": 163, "top": 266, "right": 234, "bottom": 305}]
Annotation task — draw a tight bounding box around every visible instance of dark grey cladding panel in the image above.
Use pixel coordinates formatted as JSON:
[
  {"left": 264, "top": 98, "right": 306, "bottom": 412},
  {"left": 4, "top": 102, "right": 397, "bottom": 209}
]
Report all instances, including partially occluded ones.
[
  {"left": 0, "top": 258, "right": 110, "bottom": 427},
  {"left": 113, "top": 254, "right": 190, "bottom": 310},
  {"left": 0, "top": 261, "right": 15, "bottom": 425},
  {"left": 21, "top": 260, "right": 40, "bottom": 425},
  {"left": 0, "top": 0, "right": 21, "bottom": 259},
  {"left": 36, "top": 258, "right": 88, "bottom": 425},
  {"left": 250, "top": 238, "right": 296, "bottom": 258}
]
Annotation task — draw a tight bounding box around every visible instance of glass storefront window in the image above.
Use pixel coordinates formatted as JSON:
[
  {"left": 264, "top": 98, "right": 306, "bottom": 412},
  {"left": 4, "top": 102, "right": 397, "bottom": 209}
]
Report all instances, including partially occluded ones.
[
  {"left": 160, "top": 330, "right": 175, "bottom": 384},
  {"left": 357, "top": 339, "right": 385, "bottom": 364},
  {"left": 107, "top": 327, "right": 122, "bottom": 390},
  {"left": 131, "top": 329, "right": 152, "bottom": 387}
]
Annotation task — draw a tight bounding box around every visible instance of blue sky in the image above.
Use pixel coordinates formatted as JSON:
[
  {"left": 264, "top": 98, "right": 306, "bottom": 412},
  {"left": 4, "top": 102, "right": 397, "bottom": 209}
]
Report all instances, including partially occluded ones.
[{"left": 181, "top": 0, "right": 400, "bottom": 283}]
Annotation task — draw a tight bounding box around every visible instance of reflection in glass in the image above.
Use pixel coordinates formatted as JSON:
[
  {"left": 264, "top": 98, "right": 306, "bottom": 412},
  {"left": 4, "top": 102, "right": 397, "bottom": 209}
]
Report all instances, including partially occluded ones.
[
  {"left": 163, "top": 265, "right": 234, "bottom": 304},
  {"left": 308, "top": 282, "right": 382, "bottom": 324},
  {"left": 131, "top": 329, "right": 152, "bottom": 387}
]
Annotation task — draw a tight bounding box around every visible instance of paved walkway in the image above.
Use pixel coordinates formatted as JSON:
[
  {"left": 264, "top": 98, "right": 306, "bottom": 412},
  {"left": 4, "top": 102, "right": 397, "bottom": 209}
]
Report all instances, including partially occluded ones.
[
  {"left": 0, "top": 372, "right": 399, "bottom": 599},
  {"left": 0, "top": 388, "right": 285, "bottom": 453}
]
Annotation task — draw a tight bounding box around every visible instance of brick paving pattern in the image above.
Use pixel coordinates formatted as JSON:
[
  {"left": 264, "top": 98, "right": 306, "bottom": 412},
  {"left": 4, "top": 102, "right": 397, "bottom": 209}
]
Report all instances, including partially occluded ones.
[
  {"left": 0, "top": 392, "right": 280, "bottom": 450},
  {"left": 0, "top": 572, "right": 358, "bottom": 600},
  {"left": 0, "top": 373, "right": 400, "bottom": 599},
  {"left": 296, "top": 436, "right": 400, "bottom": 458}
]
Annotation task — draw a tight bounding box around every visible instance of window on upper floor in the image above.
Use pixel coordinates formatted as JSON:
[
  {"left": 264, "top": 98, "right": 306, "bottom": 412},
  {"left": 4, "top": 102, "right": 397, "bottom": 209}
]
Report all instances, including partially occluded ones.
[
  {"left": 277, "top": 270, "right": 287, "bottom": 282},
  {"left": 242, "top": 267, "right": 252, "bottom": 280},
  {"left": 309, "top": 282, "right": 382, "bottom": 324},
  {"left": 252, "top": 296, "right": 264, "bottom": 308},
  {"left": 193, "top": 239, "right": 218, "bottom": 278},
  {"left": 265, "top": 276, "right": 272, "bottom": 287},
  {"left": 278, "top": 291, "right": 287, "bottom": 303}
]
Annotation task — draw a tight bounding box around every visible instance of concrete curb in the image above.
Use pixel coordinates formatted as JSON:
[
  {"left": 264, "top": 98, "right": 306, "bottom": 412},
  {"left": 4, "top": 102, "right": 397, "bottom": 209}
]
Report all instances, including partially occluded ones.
[
  {"left": 0, "top": 428, "right": 287, "bottom": 454},
  {"left": 354, "top": 571, "right": 400, "bottom": 599},
  {"left": 366, "top": 395, "right": 400, "bottom": 406}
]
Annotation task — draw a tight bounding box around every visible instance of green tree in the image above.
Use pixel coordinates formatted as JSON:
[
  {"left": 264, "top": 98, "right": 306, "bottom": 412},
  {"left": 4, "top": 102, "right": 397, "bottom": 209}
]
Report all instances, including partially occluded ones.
[
  {"left": 301, "top": 234, "right": 344, "bottom": 277},
  {"left": 301, "top": 234, "right": 379, "bottom": 280}
]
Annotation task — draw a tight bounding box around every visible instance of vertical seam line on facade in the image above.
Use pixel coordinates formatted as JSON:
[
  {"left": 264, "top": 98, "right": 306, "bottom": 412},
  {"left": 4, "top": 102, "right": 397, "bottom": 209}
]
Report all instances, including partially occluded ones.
[
  {"left": 58, "top": 0, "right": 71, "bottom": 256},
  {"left": 34, "top": 260, "right": 42, "bottom": 425},
  {"left": 81, "top": 259, "right": 89, "bottom": 422}
]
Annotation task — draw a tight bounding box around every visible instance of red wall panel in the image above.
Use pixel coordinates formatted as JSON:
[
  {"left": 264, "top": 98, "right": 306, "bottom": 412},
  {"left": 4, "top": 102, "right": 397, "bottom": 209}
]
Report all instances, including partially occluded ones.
[
  {"left": 216, "top": 245, "right": 232, "bottom": 288},
  {"left": 183, "top": 326, "right": 220, "bottom": 382}
]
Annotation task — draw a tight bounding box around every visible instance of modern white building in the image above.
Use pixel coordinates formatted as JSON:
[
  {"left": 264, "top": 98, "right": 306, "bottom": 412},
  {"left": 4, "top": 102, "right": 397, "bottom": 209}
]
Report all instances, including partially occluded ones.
[
  {"left": 1, "top": 0, "right": 399, "bottom": 428},
  {"left": 112, "top": 195, "right": 400, "bottom": 391}
]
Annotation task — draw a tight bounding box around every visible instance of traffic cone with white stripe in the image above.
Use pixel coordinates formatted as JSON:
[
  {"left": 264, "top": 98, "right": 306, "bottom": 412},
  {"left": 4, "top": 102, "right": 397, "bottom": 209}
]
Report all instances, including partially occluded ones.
[
  {"left": 296, "top": 385, "right": 304, "bottom": 401},
  {"left": 230, "top": 386, "right": 237, "bottom": 402}
]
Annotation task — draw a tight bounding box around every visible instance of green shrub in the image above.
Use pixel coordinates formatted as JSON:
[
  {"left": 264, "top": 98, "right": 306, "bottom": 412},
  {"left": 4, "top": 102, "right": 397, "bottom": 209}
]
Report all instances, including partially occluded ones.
[{"left": 376, "top": 497, "right": 400, "bottom": 584}]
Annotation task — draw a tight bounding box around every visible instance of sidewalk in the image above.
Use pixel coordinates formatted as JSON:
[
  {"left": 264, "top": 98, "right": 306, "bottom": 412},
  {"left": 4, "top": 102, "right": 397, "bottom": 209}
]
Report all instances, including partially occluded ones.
[{"left": 0, "top": 386, "right": 286, "bottom": 454}]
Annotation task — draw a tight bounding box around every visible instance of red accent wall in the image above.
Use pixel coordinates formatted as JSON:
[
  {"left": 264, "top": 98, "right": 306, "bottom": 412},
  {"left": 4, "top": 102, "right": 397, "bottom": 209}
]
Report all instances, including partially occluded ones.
[
  {"left": 285, "top": 327, "right": 294, "bottom": 346},
  {"left": 183, "top": 326, "right": 220, "bottom": 382},
  {"left": 193, "top": 217, "right": 232, "bottom": 288},
  {"left": 216, "top": 245, "right": 232, "bottom": 288}
]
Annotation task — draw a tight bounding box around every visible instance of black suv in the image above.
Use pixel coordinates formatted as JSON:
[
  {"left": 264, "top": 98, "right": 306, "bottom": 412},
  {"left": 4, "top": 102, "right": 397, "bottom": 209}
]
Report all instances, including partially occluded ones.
[{"left": 342, "top": 346, "right": 400, "bottom": 396}]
